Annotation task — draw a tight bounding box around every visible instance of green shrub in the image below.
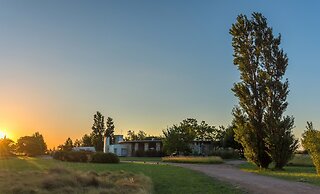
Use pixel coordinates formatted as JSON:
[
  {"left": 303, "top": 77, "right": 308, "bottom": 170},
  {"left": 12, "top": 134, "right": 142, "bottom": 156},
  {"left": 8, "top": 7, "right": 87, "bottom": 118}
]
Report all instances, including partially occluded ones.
[
  {"left": 287, "top": 154, "right": 314, "bottom": 167},
  {"left": 53, "top": 151, "right": 90, "bottom": 162},
  {"left": 134, "top": 150, "right": 164, "bottom": 157},
  {"left": 162, "top": 156, "right": 223, "bottom": 164},
  {"left": 91, "top": 152, "right": 119, "bottom": 163},
  {"left": 209, "top": 148, "right": 240, "bottom": 159},
  {"left": 302, "top": 122, "right": 320, "bottom": 174}
]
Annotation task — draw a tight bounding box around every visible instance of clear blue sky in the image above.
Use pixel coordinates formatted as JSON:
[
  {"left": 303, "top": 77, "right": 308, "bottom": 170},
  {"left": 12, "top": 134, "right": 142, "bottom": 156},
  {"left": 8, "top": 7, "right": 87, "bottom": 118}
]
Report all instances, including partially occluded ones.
[{"left": 0, "top": 1, "right": 319, "bottom": 147}]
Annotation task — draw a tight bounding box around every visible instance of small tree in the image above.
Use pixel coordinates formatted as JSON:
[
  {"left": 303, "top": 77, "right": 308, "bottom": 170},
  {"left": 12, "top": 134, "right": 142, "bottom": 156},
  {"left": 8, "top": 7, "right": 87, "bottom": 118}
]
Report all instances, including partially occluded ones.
[
  {"left": 0, "top": 138, "right": 15, "bottom": 157},
  {"left": 105, "top": 117, "right": 115, "bottom": 144},
  {"left": 302, "top": 122, "right": 320, "bottom": 174},
  {"left": 17, "top": 132, "right": 47, "bottom": 156},
  {"left": 58, "top": 137, "right": 73, "bottom": 151},
  {"left": 163, "top": 118, "right": 199, "bottom": 155},
  {"left": 124, "top": 130, "right": 147, "bottom": 141},
  {"left": 91, "top": 111, "right": 106, "bottom": 151},
  {"left": 81, "top": 134, "right": 93, "bottom": 147}
]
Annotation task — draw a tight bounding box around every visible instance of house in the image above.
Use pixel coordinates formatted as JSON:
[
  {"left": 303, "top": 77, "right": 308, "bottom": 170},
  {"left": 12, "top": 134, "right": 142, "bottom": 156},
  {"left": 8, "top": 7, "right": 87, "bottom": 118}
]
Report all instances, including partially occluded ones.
[{"left": 103, "top": 135, "right": 163, "bottom": 157}]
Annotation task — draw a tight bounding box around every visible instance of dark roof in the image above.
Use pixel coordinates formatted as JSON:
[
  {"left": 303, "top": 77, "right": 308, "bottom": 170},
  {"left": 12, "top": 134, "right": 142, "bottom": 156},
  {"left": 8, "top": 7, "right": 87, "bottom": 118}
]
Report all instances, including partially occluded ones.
[{"left": 119, "top": 139, "right": 162, "bottom": 144}]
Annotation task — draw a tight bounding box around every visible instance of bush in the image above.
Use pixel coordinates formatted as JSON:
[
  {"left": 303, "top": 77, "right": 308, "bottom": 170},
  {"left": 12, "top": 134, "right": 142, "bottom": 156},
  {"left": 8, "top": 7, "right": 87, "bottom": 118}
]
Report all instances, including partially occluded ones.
[
  {"left": 91, "top": 152, "right": 119, "bottom": 163},
  {"left": 287, "top": 154, "right": 314, "bottom": 167},
  {"left": 302, "top": 122, "right": 320, "bottom": 174},
  {"left": 53, "top": 151, "right": 90, "bottom": 162},
  {"left": 210, "top": 148, "right": 241, "bottom": 159},
  {"left": 162, "top": 156, "right": 223, "bottom": 164},
  {"left": 134, "top": 150, "right": 164, "bottom": 157}
]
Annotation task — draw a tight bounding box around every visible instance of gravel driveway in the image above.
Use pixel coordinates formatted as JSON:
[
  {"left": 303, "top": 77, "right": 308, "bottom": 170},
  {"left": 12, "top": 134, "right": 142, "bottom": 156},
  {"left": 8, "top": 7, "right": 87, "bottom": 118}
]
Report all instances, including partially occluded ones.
[{"left": 171, "top": 162, "right": 320, "bottom": 194}]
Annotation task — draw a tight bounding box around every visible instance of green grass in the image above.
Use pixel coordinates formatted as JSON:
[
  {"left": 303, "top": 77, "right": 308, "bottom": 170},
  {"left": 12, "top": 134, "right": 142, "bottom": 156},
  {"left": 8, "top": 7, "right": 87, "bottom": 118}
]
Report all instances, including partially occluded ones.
[
  {"left": 0, "top": 157, "right": 243, "bottom": 194},
  {"left": 288, "top": 154, "right": 314, "bottom": 167},
  {"left": 162, "top": 156, "right": 224, "bottom": 164},
  {"left": 120, "top": 157, "right": 162, "bottom": 162},
  {"left": 239, "top": 162, "right": 320, "bottom": 186}
]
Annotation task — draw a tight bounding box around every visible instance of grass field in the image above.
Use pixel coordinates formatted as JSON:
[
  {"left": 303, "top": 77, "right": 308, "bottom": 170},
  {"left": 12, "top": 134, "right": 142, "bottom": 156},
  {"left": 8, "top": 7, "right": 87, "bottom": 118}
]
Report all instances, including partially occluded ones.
[
  {"left": 0, "top": 157, "right": 243, "bottom": 194},
  {"left": 239, "top": 161, "right": 320, "bottom": 186},
  {"left": 162, "top": 156, "right": 224, "bottom": 164}
]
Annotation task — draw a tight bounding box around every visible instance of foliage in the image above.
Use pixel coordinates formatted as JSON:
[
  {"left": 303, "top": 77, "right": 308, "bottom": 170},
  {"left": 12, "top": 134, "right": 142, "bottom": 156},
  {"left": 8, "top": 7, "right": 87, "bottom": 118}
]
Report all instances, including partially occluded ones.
[
  {"left": 210, "top": 148, "right": 241, "bottom": 159},
  {"left": 287, "top": 154, "right": 314, "bottom": 167},
  {"left": 58, "top": 137, "right": 73, "bottom": 151},
  {"left": 53, "top": 150, "right": 90, "bottom": 162},
  {"left": 134, "top": 150, "right": 164, "bottom": 157},
  {"left": 0, "top": 138, "right": 15, "bottom": 157},
  {"left": 163, "top": 118, "right": 218, "bottom": 155},
  {"left": 16, "top": 132, "right": 47, "bottom": 156},
  {"left": 91, "top": 152, "right": 120, "bottom": 163},
  {"left": 125, "top": 130, "right": 147, "bottom": 141},
  {"left": 91, "top": 111, "right": 106, "bottom": 151},
  {"left": 81, "top": 134, "right": 93, "bottom": 147},
  {"left": 230, "top": 12, "right": 297, "bottom": 169},
  {"left": 162, "top": 156, "right": 223, "bottom": 164},
  {"left": 301, "top": 122, "right": 320, "bottom": 174},
  {"left": 73, "top": 139, "right": 81, "bottom": 147},
  {"left": 220, "top": 125, "right": 243, "bottom": 150},
  {"left": 105, "top": 117, "right": 115, "bottom": 144},
  {"left": 0, "top": 167, "right": 153, "bottom": 194},
  {"left": 163, "top": 124, "right": 195, "bottom": 155}
]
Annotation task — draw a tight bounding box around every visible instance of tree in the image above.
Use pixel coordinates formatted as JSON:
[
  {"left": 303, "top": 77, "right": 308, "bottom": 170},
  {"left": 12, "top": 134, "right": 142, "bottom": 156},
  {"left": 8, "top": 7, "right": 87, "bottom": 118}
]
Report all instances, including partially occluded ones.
[
  {"left": 195, "top": 121, "right": 218, "bottom": 142},
  {"left": 163, "top": 118, "right": 197, "bottom": 155},
  {"left": 302, "top": 122, "right": 320, "bottom": 174},
  {"left": 220, "top": 125, "right": 243, "bottom": 150},
  {"left": 74, "top": 139, "right": 81, "bottom": 147},
  {"left": 137, "top": 130, "right": 147, "bottom": 140},
  {"left": 58, "top": 137, "right": 73, "bottom": 151},
  {"left": 0, "top": 137, "right": 15, "bottom": 157},
  {"left": 81, "top": 134, "right": 93, "bottom": 147},
  {"left": 230, "top": 12, "right": 297, "bottom": 169},
  {"left": 124, "top": 130, "right": 147, "bottom": 141},
  {"left": 17, "top": 132, "right": 47, "bottom": 156},
  {"left": 91, "top": 111, "right": 106, "bottom": 151},
  {"left": 105, "top": 117, "right": 115, "bottom": 144}
]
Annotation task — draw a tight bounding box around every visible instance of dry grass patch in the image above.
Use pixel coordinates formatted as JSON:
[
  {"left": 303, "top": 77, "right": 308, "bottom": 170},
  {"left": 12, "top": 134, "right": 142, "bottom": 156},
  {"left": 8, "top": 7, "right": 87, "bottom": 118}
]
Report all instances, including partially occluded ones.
[
  {"left": 162, "top": 156, "right": 223, "bottom": 164},
  {"left": 0, "top": 167, "right": 152, "bottom": 194}
]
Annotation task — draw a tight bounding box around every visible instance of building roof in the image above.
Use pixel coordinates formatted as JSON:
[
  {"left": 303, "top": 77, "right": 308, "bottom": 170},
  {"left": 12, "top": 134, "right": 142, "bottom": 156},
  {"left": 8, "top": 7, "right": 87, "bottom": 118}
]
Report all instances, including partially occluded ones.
[{"left": 119, "top": 139, "right": 162, "bottom": 144}]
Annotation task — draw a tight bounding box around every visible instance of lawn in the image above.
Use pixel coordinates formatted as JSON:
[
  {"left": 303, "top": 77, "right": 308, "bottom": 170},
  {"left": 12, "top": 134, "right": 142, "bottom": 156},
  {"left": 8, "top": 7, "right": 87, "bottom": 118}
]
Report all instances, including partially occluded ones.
[
  {"left": 239, "top": 161, "right": 320, "bottom": 186},
  {"left": 0, "top": 157, "right": 244, "bottom": 194}
]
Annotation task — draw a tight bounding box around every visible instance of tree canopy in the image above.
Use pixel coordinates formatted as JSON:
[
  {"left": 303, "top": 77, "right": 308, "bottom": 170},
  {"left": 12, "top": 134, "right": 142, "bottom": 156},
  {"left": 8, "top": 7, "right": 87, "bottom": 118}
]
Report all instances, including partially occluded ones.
[
  {"left": 16, "top": 132, "right": 47, "bottom": 156},
  {"left": 230, "top": 12, "right": 297, "bottom": 169}
]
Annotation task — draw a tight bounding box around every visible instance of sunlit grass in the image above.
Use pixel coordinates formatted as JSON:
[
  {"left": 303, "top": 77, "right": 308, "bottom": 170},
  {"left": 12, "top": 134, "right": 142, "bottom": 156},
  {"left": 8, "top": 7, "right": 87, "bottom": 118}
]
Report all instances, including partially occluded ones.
[
  {"left": 0, "top": 167, "right": 152, "bottom": 194},
  {"left": 0, "top": 157, "right": 243, "bottom": 194},
  {"left": 239, "top": 162, "right": 320, "bottom": 186},
  {"left": 162, "top": 156, "right": 224, "bottom": 164}
]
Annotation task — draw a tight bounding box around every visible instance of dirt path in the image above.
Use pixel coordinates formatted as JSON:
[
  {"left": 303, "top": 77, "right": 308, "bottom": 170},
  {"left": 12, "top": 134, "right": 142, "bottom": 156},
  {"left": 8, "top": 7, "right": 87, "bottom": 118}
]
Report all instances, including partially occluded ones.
[{"left": 171, "top": 162, "right": 320, "bottom": 194}]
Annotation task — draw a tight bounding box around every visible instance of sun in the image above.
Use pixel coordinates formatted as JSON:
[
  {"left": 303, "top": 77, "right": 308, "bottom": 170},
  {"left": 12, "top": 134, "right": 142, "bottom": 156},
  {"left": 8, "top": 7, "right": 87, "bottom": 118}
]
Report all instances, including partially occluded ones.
[{"left": 0, "top": 131, "right": 6, "bottom": 139}]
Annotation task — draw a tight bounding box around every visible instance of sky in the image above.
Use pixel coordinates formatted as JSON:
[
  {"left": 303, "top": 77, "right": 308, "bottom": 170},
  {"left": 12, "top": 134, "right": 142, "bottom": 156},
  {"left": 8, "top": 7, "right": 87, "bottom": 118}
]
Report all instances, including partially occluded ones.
[{"left": 0, "top": 1, "right": 320, "bottom": 148}]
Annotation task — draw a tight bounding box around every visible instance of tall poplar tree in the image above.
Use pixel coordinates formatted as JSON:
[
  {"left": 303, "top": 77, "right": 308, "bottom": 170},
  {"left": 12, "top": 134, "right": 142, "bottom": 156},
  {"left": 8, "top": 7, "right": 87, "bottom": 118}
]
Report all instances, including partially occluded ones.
[
  {"left": 91, "top": 111, "right": 106, "bottom": 151},
  {"left": 105, "top": 117, "right": 115, "bottom": 144},
  {"left": 230, "top": 12, "right": 297, "bottom": 169}
]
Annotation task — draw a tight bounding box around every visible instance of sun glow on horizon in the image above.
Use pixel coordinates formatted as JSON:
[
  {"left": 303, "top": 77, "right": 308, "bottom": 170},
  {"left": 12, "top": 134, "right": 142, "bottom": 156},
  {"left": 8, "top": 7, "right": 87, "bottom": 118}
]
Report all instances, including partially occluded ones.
[{"left": 0, "top": 131, "right": 6, "bottom": 139}]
